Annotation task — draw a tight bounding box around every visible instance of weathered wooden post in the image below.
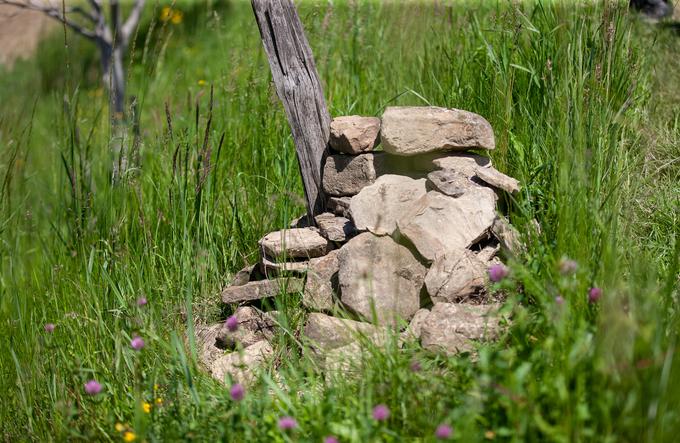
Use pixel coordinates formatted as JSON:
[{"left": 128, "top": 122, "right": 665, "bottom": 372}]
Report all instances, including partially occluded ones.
[{"left": 251, "top": 0, "right": 331, "bottom": 220}]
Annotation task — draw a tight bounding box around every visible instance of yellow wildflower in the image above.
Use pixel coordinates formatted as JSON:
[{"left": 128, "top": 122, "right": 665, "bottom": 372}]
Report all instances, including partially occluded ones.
[
  {"left": 484, "top": 430, "right": 496, "bottom": 440},
  {"left": 160, "top": 6, "right": 172, "bottom": 22},
  {"left": 115, "top": 423, "right": 125, "bottom": 432},
  {"left": 142, "top": 402, "right": 152, "bottom": 413},
  {"left": 171, "top": 10, "right": 183, "bottom": 25},
  {"left": 153, "top": 384, "right": 159, "bottom": 391},
  {"left": 198, "top": 79, "right": 206, "bottom": 86},
  {"left": 155, "top": 397, "right": 163, "bottom": 405},
  {"left": 123, "top": 431, "right": 136, "bottom": 442}
]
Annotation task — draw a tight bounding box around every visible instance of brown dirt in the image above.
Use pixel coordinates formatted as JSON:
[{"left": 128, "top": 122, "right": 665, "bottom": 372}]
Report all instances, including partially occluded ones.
[{"left": 0, "top": 2, "right": 55, "bottom": 67}]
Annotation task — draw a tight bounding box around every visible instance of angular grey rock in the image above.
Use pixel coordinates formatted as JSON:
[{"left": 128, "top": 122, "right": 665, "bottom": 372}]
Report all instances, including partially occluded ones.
[
  {"left": 289, "top": 214, "right": 314, "bottom": 229},
  {"left": 476, "top": 167, "right": 520, "bottom": 194},
  {"left": 420, "top": 303, "right": 502, "bottom": 355},
  {"left": 221, "top": 278, "right": 304, "bottom": 304},
  {"left": 260, "top": 256, "right": 309, "bottom": 277},
  {"left": 431, "top": 152, "right": 492, "bottom": 178},
  {"left": 400, "top": 308, "right": 431, "bottom": 342},
  {"left": 397, "top": 189, "right": 497, "bottom": 262},
  {"left": 303, "top": 312, "right": 386, "bottom": 359},
  {"left": 314, "top": 213, "right": 357, "bottom": 243},
  {"left": 491, "top": 216, "right": 523, "bottom": 256},
  {"left": 326, "top": 196, "right": 352, "bottom": 218},
  {"left": 338, "top": 233, "right": 427, "bottom": 325},
  {"left": 211, "top": 340, "right": 273, "bottom": 385},
  {"left": 303, "top": 250, "right": 340, "bottom": 311},
  {"left": 217, "top": 306, "right": 278, "bottom": 349},
  {"left": 230, "top": 265, "right": 260, "bottom": 286},
  {"left": 259, "top": 228, "right": 331, "bottom": 260},
  {"left": 329, "top": 116, "right": 381, "bottom": 154},
  {"left": 425, "top": 249, "right": 488, "bottom": 303},
  {"left": 350, "top": 174, "right": 427, "bottom": 236},
  {"left": 427, "top": 169, "right": 473, "bottom": 197},
  {"left": 196, "top": 323, "right": 225, "bottom": 369},
  {"left": 322, "top": 153, "right": 386, "bottom": 197},
  {"left": 381, "top": 106, "right": 495, "bottom": 156}
]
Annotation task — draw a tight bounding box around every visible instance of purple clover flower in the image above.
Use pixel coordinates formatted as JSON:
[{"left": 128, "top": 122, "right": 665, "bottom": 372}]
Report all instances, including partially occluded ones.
[
  {"left": 588, "top": 287, "right": 602, "bottom": 303},
  {"left": 278, "top": 416, "right": 297, "bottom": 431},
  {"left": 130, "top": 336, "right": 145, "bottom": 351},
  {"left": 555, "top": 295, "right": 565, "bottom": 305},
  {"left": 488, "top": 264, "right": 509, "bottom": 282},
  {"left": 372, "top": 404, "right": 390, "bottom": 421},
  {"left": 225, "top": 315, "right": 239, "bottom": 332},
  {"left": 324, "top": 437, "right": 339, "bottom": 443},
  {"left": 435, "top": 424, "right": 453, "bottom": 439},
  {"left": 84, "top": 379, "right": 102, "bottom": 395},
  {"left": 136, "top": 297, "right": 148, "bottom": 307},
  {"left": 44, "top": 323, "right": 56, "bottom": 333},
  {"left": 230, "top": 383, "right": 245, "bottom": 401},
  {"left": 409, "top": 360, "right": 422, "bottom": 372}
]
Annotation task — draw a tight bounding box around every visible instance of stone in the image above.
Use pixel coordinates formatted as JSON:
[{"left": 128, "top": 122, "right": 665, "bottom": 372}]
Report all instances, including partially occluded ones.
[
  {"left": 211, "top": 340, "right": 273, "bottom": 384},
  {"left": 260, "top": 256, "right": 309, "bottom": 277},
  {"left": 431, "top": 152, "right": 492, "bottom": 178},
  {"left": 230, "top": 265, "right": 261, "bottom": 286},
  {"left": 426, "top": 169, "right": 473, "bottom": 197},
  {"left": 314, "top": 213, "right": 357, "bottom": 243},
  {"left": 324, "top": 341, "right": 365, "bottom": 375},
  {"left": 381, "top": 106, "right": 495, "bottom": 156},
  {"left": 350, "top": 175, "right": 427, "bottom": 236},
  {"left": 221, "top": 278, "right": 304, "bottom": 304},
  {"left": 329, "top": 116, "right": 381, "bottom": 154},
  {"left": 420, "top": 303, "right": 502, "bottom": 355},
  {"left": 400, "top": 308, "right": 431, "bottom": 342},
  {"left": 196, "top": 323, "right": 226, "bottom": 370},
  {"left": 338, "top": 233, "right": 427, "bottom": 325},
  {"left": 477, "top": 243, "right": 500, "bottom": 262},
  {"left": 289, "top": 214, "right": 314, "bottom": 228},
  {"left": 425, "top": 249, "right": 488, "bottom": 303},
  {"left": 322, "top": 153, "right": 386, "bottom": 196},
  {"left": 476, "top": 167, "right": 520, "bottom": 194},
  {"left": 397, "top": 189, "right": 497, "bottom": 262},
  {"left": 217, "top": 306, "right": 278, "bottom": 350},
  {"left": 303, "top": 312, "right": 386, "bottom": 359},
  {"left": 259, "top": 228, "right": 331, "bottom": 260},
  {"left": 491, "top": 216, "right": 523, "bottom": 256},
  {"left": 303, "top": 250, "right": 340, "bottom": 311},
  {"left": 326, "top": 196, "right": 352, "bottom": 218}
]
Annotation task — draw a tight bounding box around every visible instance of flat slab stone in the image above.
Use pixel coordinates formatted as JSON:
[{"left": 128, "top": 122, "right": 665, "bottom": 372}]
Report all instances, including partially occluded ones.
[
  {"left": 326, "top": 196, "right": 352, "bottom": 218},
  {"left": 304, "top": 313, "right": 386, "bottom": 356},
  {"left": 420, "top": 303, "right": 502, "bottom": 355},
  {"left": 350, "top": 174, "right": 427, "bottom": 236},
  {"left": 329, "top": 116, "right": 381, "bottom": 154},
  {"left": 338, "top": 233, "right": 426, "bottom": 325},
  {"left": 217, "top": 306, "right": 278, "bottom": 350},
  {"left": 322, "top": 153, "right": 386, "bottom": 197},
  {"left": 427, "top": 169, "right": 473, "bottom": 197},
  {"left": 397, "top": 189, "right": 497, "bottom": 262},
  {"left": 303, "top": 250, "right": 340, "bottom": 311},
  {"left": 211, "top": 340, "right": 273, "bottom": 385},
  {"left": 425, "top": 249, "right": 488, "bottom": 303},
  {"left": 431, "top": 152, "right": 492, "bottom": 178},
  {"left": 259, "top": 256, "right": 310, "bottom": 277},
  {"left": 381, "top": 106, "right": 495, "bottom": 156},
  {"left": 221, "top": 278, "right": 304, "bottom": 304},
  {"left": 476, "top": 167, "right": 520, "bottom": 194},
  {"left": 259, "top": 228, "right": 331, "bottom": 260},
  {"left": 314, "top": 213, "right": 357, "bottom": 243}
]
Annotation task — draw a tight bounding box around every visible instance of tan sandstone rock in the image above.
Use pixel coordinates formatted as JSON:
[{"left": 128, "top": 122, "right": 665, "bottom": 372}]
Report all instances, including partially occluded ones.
[
  {"left": 302, "top": 250, "right": 340, "bottom": 311},
  {"left": 425, "top": 249, "right": 489, "bottom": 303},
  {"left": 329, "top": 116, "right": 381, "bottom": 154},
  {"left": 217, "top": 306, "right": 278, "bottom": 349},
  {"left": 476, "top": 167, "right": 520, "bottom": 194},
  {"left": 259, "top": 228, "right": 331, "bottom": 260},
  {"left": 303, "top": 312, "right": 386, "bottom": 360},
  {"left": 322, "top": 153, "right": 386, "bottom": 196},
  {"left": 221, "top": 278, "right": 304, "bottom": 304},
  {"left": 314, "top": 213, "right": 357, "bottom": 243},
  {"left": 211, "top": 340, "right": 273, "bottom": 384}
]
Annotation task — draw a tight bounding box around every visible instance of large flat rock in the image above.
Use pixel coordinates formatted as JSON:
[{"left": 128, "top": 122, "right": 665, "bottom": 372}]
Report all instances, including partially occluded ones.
[
  {"left": 397, "top": 189, "right": 497, "bottom": 262},
  {"left": 338, "top": 233, "right": 426, "bottom": 325},
  {"left": 350, "top": 174, "right": 427, "bottom": 236},
  {"left": 420, "top": 303, "right": 502, "bottom": 355},
  {"left": 329, "top": 116, "right": 381, "bottom": 154},
  {"left": 381, "top": 106, "right": 495, "bottom": 156},
  {"left": 425, "top": 249, "right": 488, "bottom": 303},
  {"left": 431, "top": 152, "right": 492, "bottom": 178},
  {"left": 259, "top": 228, "right": 331, "bottom": 260},
  {"left": 221, "top": 278, "right": 304, "bottom": 304},
  {"left": 323, "top": 153, "right": 386, "bottom": 196},
  {"left": 302, "top": 250, "right": 340, "bottom": 311},
  {"left": 303, "top": 312, "right": 386, "bottom": 358},
  {"left": 476, "top": 167, "right": 520, "bottom": 194},
  {"left": 211, "top": 340, "right": 273, "bottom": 385}
]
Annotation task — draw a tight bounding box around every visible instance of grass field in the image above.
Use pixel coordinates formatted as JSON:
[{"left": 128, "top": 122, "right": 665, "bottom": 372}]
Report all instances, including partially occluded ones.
[{"left": 0, "top": 0, "right": 678, "bottom": 441}]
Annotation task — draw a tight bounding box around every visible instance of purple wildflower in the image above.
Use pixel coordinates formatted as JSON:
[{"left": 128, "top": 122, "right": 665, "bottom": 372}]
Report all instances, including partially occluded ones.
[
  {"left": 230, "top": 383, "right": 245, "bottom": 401},
  {"left": 84, "top": 379, "right": 102, "bottom": 395},
  {"left": 555, "top": 295, "right": 565, "bottom": 305},
  {"left": 435, "top": 424, "right": 453, "bottom": 439},
  {"left": 130, "top": 336, "right": 145, "bottom": 351},
  {"left": 225, "top": 315, "right": 239, "bottom": 332},
  {"left": 372, "top": 404, "right": 390, "bottom": 421},
  {"left": 136, "top": 297, "right": 148, "bottom": 307},
  {"left": 409, "top": 360, "right": 422, "bottom": 372},
  {"left": 278, "top": 416, "right": 297, "bottom": 431},
  {"left": 44, "top": 323, "right": 56, "bottom": 333},
  {"left": 324, "top": 437, "right": 339, "bottom": 443},
  {"left": 558, "top": 258, "right": 578, "bottom": 275},
  {"left": 588, "top": 287, "right": 603, "bottom": 303},
  {"left": 488, "top": 264, "right": 509, "bottom": 283}
]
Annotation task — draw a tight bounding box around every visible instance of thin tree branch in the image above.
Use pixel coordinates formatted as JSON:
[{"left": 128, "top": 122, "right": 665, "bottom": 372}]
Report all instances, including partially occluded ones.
[
  {"left": 0, "top": 0, "right": 99, "bottom": 41},
  {"left": 121, "top": 0, "right": 146, "bottom": 47}
]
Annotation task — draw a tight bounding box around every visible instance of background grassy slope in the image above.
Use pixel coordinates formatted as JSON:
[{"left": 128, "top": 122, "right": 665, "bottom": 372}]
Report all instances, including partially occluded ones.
[{"left": 0, "top": 1, "right": 678, "bottom": 441}]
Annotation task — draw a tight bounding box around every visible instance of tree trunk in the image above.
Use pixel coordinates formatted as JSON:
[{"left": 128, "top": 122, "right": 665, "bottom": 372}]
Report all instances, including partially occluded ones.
[{"left": 252, "top": 0, "right": 331, "bottom": 219}]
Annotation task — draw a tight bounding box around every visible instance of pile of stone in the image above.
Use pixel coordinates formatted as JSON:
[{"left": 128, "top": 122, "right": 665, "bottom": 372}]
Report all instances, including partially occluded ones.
[{"left": 197, "top": 106, "right": 521, "bottom": 384}]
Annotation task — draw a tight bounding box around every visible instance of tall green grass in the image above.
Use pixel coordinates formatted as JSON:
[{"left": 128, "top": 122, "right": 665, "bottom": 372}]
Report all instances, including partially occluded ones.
[{"left": 0, "top": 1, "right": 678, "bottom": 441}]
